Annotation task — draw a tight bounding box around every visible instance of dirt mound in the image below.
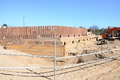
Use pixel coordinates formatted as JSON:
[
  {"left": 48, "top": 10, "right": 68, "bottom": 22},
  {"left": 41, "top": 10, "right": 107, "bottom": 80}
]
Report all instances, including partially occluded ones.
[
  {"left": 57, "top": 50, "right": 106, "bottom": 66},
  {"left": 0, "top": 45, "right": 53, "bottom": 67},
  {"left": 77, "top": 54, "right": 98, "bottom": 63}
]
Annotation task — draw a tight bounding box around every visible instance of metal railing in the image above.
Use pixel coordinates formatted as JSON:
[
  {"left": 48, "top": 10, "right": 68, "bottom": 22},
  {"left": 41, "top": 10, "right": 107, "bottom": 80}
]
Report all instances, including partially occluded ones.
[{"left": 0, "top": 39, "right": 120, "bottom": 80}]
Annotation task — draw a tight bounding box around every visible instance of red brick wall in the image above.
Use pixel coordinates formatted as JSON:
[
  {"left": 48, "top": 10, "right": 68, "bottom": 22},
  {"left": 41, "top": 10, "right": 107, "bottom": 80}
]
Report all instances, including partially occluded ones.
[
  {"left": 0, "top": 26, "right": 88, "bottom": 39},
  {"left": 54, "top": 26, "right": 87, "bottom": 37}
]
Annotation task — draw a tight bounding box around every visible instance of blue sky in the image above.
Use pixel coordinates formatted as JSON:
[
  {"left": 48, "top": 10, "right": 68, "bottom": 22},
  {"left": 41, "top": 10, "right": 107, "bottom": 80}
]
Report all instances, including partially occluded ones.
[{"left": 0, "top": 0, "right": 120, "bottom": 29}]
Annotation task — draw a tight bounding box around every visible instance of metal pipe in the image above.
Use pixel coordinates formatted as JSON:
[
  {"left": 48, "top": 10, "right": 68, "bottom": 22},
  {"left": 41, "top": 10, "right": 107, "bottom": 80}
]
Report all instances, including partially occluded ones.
[
  {"left": 0, "top": 67, "right": 54, "bottom": 69},
  {"left": 0, "top": 53, "right": 54, "bottom": 58},
  {"left": 84, "top": 39, "right": 85, "bottom": 51},
  {"left": 57, "top": 54, "right": 120, "bottom": 69},
  {"left": 106, "top": 42, "right": 110, "bottom": 65},
  {"left": 56, "top": 48, "right": 120, "bottom": 60},
  {"left": 0, "top": 55, "right": 119, "bottom": 69},
  {"left": 54, "top": 40, "right": 56, "bottom": 80}
]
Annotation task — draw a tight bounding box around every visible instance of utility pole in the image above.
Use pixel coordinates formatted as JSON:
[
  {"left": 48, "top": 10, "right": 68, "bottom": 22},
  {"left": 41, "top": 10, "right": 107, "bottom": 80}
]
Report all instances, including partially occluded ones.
[{"left": 23, "top": 16, "right": 25, "bottom": 27}]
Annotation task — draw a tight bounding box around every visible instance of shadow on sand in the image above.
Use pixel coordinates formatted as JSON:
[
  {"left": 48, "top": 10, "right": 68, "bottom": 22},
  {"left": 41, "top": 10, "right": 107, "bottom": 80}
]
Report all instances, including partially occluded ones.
[{"left": 0, "top": 59, "right": 118, "bottom": 80}]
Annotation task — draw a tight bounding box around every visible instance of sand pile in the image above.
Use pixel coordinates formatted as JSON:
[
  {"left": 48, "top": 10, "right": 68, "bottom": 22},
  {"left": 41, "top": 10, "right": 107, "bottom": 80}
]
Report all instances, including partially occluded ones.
[{"left": 0, "top": 45, "right": 53, "bottom": 67}]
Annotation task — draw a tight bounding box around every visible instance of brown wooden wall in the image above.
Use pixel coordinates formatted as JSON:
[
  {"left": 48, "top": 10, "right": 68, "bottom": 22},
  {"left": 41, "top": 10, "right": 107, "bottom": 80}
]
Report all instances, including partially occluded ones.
[{"left": 0, "top": 26, "right": 88, "bottom": 39}]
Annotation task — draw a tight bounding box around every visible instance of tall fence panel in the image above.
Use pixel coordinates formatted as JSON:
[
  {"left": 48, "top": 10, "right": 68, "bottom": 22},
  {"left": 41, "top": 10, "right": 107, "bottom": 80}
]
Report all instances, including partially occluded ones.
[{"left": 0, "top": 26, "right": 88, "bottom": 39}]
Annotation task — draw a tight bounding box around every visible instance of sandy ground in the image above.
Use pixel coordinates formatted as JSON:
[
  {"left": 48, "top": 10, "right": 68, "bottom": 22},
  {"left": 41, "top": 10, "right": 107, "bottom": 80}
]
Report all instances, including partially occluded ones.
[{"left": 0, "top": 39, "right": 119, "bottom": 80}]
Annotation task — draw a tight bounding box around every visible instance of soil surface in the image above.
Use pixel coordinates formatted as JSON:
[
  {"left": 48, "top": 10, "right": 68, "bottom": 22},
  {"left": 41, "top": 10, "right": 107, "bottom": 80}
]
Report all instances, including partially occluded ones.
[{"left": 0, "top": 39, "right": 120, "bottom": 80}]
